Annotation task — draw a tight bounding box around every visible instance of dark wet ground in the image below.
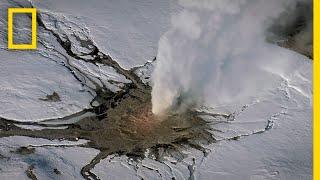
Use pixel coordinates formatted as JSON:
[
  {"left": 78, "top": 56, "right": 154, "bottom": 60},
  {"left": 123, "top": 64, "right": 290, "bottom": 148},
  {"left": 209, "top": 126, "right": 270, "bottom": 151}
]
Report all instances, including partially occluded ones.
[{"left": 0, "top": 86, "right": 225, "bottom": 179}]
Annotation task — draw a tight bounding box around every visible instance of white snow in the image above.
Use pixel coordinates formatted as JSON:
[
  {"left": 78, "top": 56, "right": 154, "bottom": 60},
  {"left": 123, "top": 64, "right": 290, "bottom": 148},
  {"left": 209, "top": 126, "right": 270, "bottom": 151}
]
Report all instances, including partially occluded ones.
[
  {"left": 71, "top": 61, "right": 131, "bottom": 92},
  {"left": 0, "top": 136, "right": 99, "bottom": 180},
  {"left": 0, "top": 136, "right": 89, "bottom": 147},
  {"left": 32, "top": 0, "right": 177, "bottom": 70},
  {"left": 0, "top": 48, "right": 93, "bottom": 121},
  {"left": 92, "top": 155, "right": 141, "bottom": 180},
  {"left": 0, "top": 0, "right": 93, "bottom": 121},
  {"left": 0, "top": 0, "right": 133, "bottom": 121},
  {"left": 134, "top": 60, "right": 155, "bottom": 85},
  {"left": 14, "top": 124, "right": 68, "bottom": 130}
]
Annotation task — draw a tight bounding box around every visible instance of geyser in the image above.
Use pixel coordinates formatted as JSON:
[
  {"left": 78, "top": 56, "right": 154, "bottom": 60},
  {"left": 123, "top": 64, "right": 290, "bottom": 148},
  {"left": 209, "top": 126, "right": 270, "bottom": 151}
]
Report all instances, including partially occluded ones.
[{"left": 151, "top": 0, "right": 312, "bottom": 115}]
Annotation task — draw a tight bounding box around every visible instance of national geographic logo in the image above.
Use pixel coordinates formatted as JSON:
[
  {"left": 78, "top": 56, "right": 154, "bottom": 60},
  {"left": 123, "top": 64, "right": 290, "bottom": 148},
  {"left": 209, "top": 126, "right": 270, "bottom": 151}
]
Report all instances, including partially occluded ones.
[{"left": 7, "top": 8, "right": 37, "bottom": 50}]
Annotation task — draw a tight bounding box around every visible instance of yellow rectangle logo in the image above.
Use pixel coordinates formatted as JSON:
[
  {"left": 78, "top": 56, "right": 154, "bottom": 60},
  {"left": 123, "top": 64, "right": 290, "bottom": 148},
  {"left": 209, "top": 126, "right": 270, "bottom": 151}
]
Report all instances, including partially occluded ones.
[{"left": 8, "top": 8, "right": 37, "bottom": 50}]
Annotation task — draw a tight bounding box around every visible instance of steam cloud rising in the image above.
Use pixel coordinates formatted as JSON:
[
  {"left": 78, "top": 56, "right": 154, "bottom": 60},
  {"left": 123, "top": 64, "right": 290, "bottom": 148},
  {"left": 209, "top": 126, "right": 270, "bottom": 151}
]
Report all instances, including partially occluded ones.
[{"left": 151, "top": 0, "right": 311, "bottom": 115}]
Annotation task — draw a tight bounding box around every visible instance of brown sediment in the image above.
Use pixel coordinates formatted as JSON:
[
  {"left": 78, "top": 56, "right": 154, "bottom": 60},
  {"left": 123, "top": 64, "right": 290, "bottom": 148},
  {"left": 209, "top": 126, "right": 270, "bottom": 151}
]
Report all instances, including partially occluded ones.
[
  {"left": 0, "top": 2, "right": 221, "bottom": 179},
  {"left": 25, "top": 165, "right": 38, "bottom": 180},
  {"left": 12, "top": 146, "right": 35, "bottom": 155},
  {"left": 53, "top": 168, "right": 61, "bottom": 175},
  {"left": 39, "top": 91, "right": 61, "bottom": 102},
  {"left": 0, "top": 87, "right": 221, "bottom": 180}
]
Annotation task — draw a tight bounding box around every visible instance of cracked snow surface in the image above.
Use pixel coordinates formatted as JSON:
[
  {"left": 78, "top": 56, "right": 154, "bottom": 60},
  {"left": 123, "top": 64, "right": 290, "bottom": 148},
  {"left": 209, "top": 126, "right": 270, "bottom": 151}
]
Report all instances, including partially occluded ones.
[{"left": 0, "top": 0, "right": 312, "bottom": 180}]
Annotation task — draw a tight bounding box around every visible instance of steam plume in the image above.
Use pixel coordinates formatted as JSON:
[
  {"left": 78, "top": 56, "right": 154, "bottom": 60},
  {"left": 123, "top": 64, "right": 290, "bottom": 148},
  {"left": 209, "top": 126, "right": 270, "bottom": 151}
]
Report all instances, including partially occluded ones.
[{"left": 151, "top": 0, "right": 311, "bottom": 115}]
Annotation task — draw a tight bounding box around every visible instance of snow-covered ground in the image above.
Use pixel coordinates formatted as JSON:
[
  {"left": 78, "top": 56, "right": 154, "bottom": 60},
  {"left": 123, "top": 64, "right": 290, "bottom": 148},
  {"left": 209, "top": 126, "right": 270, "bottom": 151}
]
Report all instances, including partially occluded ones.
[
  {"left": 196, "top": 58, "right": 312, "bottom": 180},
  {"left": 32, "top": 0, "right": 177, "bottom": 70},
  {"left": 0, "top": 0, "right": 133, "bottom": 121},
  {"left": 0, "top": 0, "right": 312, "bottom": 179},
  {"left": 0, "top": 136, "right": 99, "bottom": 180}
]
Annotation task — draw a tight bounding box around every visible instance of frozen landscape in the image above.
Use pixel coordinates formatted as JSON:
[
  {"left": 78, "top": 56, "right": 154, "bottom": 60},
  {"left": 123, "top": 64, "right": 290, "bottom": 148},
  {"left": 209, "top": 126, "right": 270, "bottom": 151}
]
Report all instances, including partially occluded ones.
[{"left": 0, "top": 0, "right": 313, "bottom": 179}]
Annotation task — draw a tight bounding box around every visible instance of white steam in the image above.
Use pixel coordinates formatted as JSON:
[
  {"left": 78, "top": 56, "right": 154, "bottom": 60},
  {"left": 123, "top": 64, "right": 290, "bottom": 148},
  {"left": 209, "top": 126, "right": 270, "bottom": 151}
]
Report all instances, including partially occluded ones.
[{"left": 151, "top": 0, "right": 311, "bottom": 115}]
